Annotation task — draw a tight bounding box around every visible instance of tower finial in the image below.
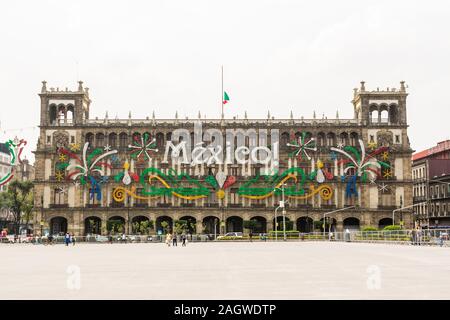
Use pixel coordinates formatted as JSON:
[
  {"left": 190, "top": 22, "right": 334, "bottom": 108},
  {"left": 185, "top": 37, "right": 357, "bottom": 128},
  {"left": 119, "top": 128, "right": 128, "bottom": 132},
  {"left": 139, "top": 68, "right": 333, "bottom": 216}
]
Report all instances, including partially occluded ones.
[
  {"left": 400, "top": 81, "right": 406, "bottom": 92},
  {"left": 198, "top": 111, "right": 201, "bottom": 119},
  {"left": 336, "top": 110, "right": 339, "bottom": 119},
  {"left": 290, "top": 110, "right": 293, "bottom": 119},
  {"left": 313, "top": 111, "right": 316, "bottom": 119},
  {"left": 41, "top": 81, "right": 47, "bottom": 93},
  {"left": 267, "top": 110, "right": 271, "bottom": 119},
  {"left": 78, "top": 81, "right": 83, "bottom": 92},
  {"left": 360, "top": 81, "right": 366, "bottom": 91},
  {"left": 128, "top": 111, "right": 132, "bottom": 119},
  {"left": 244, "top": 111, "right": 247, "bottom": 119},
  {"left": 152, "top": 111, "right": 155, "bottom": 119}
]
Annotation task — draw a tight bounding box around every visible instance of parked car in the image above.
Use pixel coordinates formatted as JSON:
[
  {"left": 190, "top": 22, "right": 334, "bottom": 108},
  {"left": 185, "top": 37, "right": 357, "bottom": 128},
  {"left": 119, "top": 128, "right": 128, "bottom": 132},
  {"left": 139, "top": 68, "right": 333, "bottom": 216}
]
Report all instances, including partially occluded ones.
[{"left": 217, "top": 232, "right": 243, "bottom": 240}]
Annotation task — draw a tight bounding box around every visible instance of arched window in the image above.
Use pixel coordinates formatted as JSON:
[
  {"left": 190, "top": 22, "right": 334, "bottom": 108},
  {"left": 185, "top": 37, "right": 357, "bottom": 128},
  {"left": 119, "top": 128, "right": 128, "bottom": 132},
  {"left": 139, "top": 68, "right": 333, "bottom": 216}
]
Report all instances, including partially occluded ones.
[
  {"left": 108, "top": 133, "right": 117, "bottom": 147},
  {"left": 85, "top": 132, "right": 94, "bottom": 146},
  {"left": 66, "top": 105, "right": 74, "bottom": 124},
  {"left": 58, "top": 105, "right": 65, "bottom": 124},
  {"left": 340, "top": 132, "right": 349, "bottom": 146},
  {"left": 380, "top": 105, "right": 389, "bottom": 123},
  {"left": 96, "top": 133, "right": 105, "bottom": 147},
  {"left": 317, "top": 132, "right": 325, "bottom": 147},
  {"left": 280, "top": 132, "right": 289, "bottom": 148},
  {"left": 369, "top": 104, "right": 379, "bottom": 124},
  {"left": 389, "top": 105, "right": 399, "bottom": 123},
  {"left": 156, "top": 132, "right": 165, "bottom": 149},
  {"left": 132, "top": 132, "right": 141, "bottom": 144},
  {"left": 326, "top": 132, "right": 336, "bottom": 146},
  {"left": 119, "top": 132, "right": 128, "bottom": 149},
  {"left": 49, "top": 104, "right": 57, "bottom": 124},
  {"left": 350, "top": 132, "right": 358, "bottom": 146}
]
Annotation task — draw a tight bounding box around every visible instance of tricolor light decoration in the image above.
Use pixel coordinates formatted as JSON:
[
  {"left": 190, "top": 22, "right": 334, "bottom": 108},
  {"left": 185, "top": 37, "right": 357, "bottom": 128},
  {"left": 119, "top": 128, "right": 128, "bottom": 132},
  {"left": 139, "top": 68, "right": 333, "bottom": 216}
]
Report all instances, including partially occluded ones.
[
  {"left": 223, "top": 91, "right": 230, "bottom": 104},
  {"left": 330, "top": 139, "right": 390, "bottom": 183},
  {"left": 205, "top": 172, "right": 237, "bottom": 199},
  {"left": 128, "top": 132, "right": 158, "bottom": 161},
  {"left": 0, "top": 138, "right": 27, "bottom": 187},
  {"left": 63, "top": 142, "right": 118, "bottom": 185}
]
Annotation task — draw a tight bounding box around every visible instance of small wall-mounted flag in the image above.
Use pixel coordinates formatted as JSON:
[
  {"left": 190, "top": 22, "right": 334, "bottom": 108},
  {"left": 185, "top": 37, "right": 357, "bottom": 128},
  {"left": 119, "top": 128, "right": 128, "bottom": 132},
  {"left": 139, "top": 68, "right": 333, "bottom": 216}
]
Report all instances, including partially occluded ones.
[{"left": 223, "top": 91, "right": 230, "bottom": 104}]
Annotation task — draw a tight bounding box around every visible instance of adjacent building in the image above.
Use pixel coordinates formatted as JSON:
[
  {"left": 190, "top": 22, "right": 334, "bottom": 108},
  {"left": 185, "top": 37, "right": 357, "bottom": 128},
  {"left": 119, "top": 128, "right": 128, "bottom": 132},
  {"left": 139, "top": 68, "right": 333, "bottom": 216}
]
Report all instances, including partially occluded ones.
[
  {"left": 32, "top": 81, "right": 414, "bottom": 236},
  {"left": 413, "top": 140, "right": 450, "bottom": 228}
]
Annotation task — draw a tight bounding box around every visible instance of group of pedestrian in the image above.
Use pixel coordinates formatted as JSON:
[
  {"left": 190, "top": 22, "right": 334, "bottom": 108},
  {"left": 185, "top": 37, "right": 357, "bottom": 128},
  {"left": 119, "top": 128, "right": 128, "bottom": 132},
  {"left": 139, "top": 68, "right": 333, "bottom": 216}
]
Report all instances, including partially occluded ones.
[
  {"left": 165, "top": 233, "right": 187, "bottom": 247},
  {"left": 64, "top": 232, "right": 76, "bottom": 246}
]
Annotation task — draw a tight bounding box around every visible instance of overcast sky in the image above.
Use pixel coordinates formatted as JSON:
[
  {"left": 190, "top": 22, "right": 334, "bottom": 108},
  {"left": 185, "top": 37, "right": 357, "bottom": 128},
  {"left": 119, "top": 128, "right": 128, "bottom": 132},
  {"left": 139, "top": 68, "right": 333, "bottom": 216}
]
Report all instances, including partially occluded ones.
[{"left": 0, "top": 0, "right": 449, "bottom": 162}]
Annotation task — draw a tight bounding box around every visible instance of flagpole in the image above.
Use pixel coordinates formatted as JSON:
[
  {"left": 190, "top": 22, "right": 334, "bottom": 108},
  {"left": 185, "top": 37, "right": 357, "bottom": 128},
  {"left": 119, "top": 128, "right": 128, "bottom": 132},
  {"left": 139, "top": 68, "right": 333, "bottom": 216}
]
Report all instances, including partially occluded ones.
[{"left": 221, "top": 65, "right": 224, "bottom": 119}]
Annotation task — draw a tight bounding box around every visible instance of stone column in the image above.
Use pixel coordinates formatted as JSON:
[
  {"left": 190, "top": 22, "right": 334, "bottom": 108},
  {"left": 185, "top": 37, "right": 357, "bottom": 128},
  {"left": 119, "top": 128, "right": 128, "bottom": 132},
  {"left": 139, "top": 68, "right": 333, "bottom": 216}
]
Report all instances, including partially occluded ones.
[
  {"left": 196, "top": 220, "right": 203, "bottom": 235},
  {"left": 266, "top": 220, "right": 274, "bottom": 232},
  {"left": 336, "top": 215, "right": 344, "bottom": 232}
]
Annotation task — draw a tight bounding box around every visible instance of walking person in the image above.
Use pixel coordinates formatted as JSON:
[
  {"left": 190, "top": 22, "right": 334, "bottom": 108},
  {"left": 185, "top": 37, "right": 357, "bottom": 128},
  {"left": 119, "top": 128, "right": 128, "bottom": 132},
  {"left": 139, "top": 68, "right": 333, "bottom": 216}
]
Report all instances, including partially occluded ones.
[
  {"left": 172, "top": 233, "right": 178, "bottom": 247},
  {"left": 64, "top": 232, "right": 70, "bottom": 246},
  {"left": 411, "top": 228, "right": 417, "bottom": 245},
  {"left": 417, "top": 227, "right": 422, "bottom": 246},
  {"left": 181, "top": 234, "right": 187, "bottom": 247},
  {"left": 121, "top": 233, "right": 126, "bottom": 244},
  {"left": 71, "top": 233, "right": 76, "bottom": 246},
  {"left": 48, "top": 234, "right": 54, "bottom": 245},
  {"left": 165, "top": 233, "right": 172, "bottom": 247},
  {"left": 108, "top": 233, "right": 113, "bottom": 244},
  {"left": 249, "top": 231, "right": 253, "bottom": 243}
]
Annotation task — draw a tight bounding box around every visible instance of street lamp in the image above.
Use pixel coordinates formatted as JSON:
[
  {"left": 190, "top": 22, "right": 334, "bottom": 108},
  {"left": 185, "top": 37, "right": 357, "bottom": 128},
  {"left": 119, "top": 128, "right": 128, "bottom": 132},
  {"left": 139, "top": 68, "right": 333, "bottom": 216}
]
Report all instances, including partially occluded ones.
[
  {"left": 392, "top": 201, "right": 427, "bottom": 226},
  {"left": 399, "top": 195, "right": 403, "bottom": 228},
  {"left": 214, "top": 217, "right": 218, "bottom": 240},
  {"left": 273, "top": 183, "right": 288, "bottom": 241},
  {"left": 40, "top": 196, "right": 44, "bottom": 236},
  {"left": 323, "top": 206, "right": 356, "bottom": 239}
]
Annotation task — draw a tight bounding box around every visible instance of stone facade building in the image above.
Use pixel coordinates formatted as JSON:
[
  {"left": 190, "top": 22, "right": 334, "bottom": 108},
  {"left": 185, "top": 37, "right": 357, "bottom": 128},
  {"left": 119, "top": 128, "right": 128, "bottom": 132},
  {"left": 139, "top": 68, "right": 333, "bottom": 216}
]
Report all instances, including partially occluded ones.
[{"left": 32, "top": 81, "right": 413, "bottom": 236}]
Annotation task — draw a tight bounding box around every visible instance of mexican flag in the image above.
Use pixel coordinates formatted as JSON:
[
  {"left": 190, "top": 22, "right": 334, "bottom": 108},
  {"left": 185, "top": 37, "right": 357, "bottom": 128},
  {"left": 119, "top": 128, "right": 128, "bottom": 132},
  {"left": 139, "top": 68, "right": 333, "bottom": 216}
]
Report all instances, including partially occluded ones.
[{"left": 223, "top": 91, "right": 230, "bottom": 104}]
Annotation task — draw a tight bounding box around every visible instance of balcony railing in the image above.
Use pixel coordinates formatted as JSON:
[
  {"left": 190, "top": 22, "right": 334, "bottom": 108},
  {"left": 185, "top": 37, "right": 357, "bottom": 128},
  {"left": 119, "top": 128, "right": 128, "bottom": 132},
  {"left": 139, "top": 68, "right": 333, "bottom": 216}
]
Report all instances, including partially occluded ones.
[
  {"left": 181, "top": 203, "right": 195, "bottom": 207},
  {"left": 205, "top": 203, "right": 219, "bottom": 208},
  {"left": 134, "top": 203, "right": 148, "bottom": 208},
  {"left": 86, "top": 204, "right": 101, "bottom": 208},
  {"left": 251, "top": 203, "right": 266, "bottom": 208},
  {"left": 378, "top": 205, "right": 397, "bottom": 210},
  {"left": 321, "top": 204, "right": 337, "bottom": 210},
  {"left": 110, "top": 202, "right": 124, "bottom": 208},
  {"left": 157, "top": 203, "right": 172, "bottom": 208},
  {"left": 49, "top": 204, "right": 69, "bottom": 208}
]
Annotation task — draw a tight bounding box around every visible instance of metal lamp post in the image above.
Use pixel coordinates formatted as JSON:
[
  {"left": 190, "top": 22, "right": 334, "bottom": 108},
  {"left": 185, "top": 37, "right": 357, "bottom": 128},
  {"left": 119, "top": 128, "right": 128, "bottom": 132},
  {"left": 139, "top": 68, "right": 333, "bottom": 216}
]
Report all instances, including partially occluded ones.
[
  {"left": 40, "top": 196, "right": 44, "bottom": 236},
  {"left": 323, "top": 206, "right": 356, "bottom": 239},
  {"left": 273, "top": 183, "right": 287, "bottom": 242}
]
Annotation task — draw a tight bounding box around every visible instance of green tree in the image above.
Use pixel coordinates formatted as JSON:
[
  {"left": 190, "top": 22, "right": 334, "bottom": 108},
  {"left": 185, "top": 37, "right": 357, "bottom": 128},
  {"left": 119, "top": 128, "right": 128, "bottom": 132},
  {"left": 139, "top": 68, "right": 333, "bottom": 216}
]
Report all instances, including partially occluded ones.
[
  {"left": 313, "top": 220, "right": 322, "bottom": 231},
  {"left": 0, "top": 180, "right": 34, "bottom": 236},
  {"left": 160, "top": 221, "right": 170, "bottom": 234},
  {"left": 174, "top": 219, "right": 196, "bottom": 234},
  {"left": 107, "top": 219, "right": 125, "bottom": 234},
  {"left": 243, "top": 220, "right": 259, "bottom": 233},
  {"left": 132, "top": 220, "right": 154, "bottom": 234}
]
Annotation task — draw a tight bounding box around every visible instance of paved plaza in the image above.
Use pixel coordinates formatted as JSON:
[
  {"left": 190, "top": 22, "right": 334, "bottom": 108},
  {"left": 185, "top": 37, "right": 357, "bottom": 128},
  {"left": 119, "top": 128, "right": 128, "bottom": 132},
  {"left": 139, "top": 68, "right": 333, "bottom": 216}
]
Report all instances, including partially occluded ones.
[{"left": 1, "top": 242, "right": 449, "bottom": 299}]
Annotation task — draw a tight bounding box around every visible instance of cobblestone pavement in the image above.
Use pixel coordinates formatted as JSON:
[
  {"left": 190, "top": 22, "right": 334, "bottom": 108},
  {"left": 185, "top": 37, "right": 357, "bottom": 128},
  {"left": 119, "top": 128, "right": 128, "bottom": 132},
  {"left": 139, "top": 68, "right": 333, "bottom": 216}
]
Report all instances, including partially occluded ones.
[{"left": 1, "top": 242, "right": 449, "bottom": 299}]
